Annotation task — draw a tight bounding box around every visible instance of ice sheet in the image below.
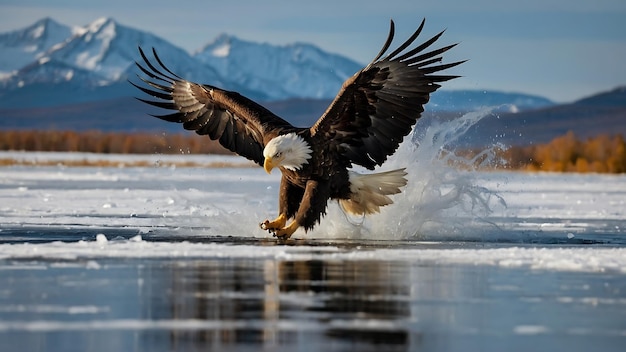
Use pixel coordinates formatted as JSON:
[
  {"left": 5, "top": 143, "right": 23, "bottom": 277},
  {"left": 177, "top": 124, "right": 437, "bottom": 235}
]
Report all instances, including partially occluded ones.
[
  {"left": 1, "top": 237, "right": 625, "bottom": 274},
  {"left": 1, "top": 109, "right": 626, "bottom": 273},
  {"left": 1, "top": 151, "right": 626, "bottom": 273}
]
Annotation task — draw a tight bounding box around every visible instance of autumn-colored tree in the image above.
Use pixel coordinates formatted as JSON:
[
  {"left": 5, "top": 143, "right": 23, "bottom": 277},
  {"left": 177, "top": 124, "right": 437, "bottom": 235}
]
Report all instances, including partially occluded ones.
[
  {"left": 0, "top": 130, "right": 231, "bottom": 155},
  {"left": 2, "top": 130, "right": 624, "bottom": 173},
  {"left": 495, "top": 131, "right": 626, "bottom": 173}
]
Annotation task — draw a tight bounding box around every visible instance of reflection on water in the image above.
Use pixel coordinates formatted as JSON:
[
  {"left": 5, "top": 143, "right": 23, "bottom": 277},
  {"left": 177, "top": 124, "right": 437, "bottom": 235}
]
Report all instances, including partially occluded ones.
[
  {"left": 158, "top": 259, "right": 413, "bottom": 351},
  {"left": 1, "top": 255, "right": 625, "bottom": 352}
]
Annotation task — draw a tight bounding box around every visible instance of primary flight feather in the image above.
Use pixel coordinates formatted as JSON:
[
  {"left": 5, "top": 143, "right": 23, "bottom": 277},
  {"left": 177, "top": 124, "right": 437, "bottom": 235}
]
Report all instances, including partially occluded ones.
[{"left": 132, "top": 19, "right": 463, "bottom": 239}]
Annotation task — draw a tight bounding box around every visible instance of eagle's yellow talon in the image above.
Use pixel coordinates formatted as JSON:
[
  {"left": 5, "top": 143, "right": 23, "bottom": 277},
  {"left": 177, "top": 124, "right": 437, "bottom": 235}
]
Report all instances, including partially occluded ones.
[
  {"left": 272, "top": 221, "right": 300, "bottom": 240},
  {"left": 260, "top": 213, "right": 287, "bottom": 231}
]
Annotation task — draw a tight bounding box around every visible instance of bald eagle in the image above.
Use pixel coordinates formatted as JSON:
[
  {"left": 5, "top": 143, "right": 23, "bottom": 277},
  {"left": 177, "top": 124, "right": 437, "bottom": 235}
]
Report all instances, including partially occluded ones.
[{"left": 132, "top": 19, "right": 462, "bottom": 239}]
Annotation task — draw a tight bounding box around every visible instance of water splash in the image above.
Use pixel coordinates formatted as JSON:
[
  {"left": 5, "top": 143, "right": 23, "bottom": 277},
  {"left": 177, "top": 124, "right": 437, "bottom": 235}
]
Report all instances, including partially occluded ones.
[
  {"left": 309, "top": 108, "right": 507, "bottom": 240},
  {"left": 166, "top": 109, "right": 506, "bottom": 241}
]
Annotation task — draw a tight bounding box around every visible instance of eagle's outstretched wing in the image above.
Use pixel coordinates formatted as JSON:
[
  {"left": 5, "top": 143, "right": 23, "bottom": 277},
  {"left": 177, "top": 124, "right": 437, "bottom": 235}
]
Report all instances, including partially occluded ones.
[
  {"left": 131, "top": 48, "right": 295, "bottom": 166},
  {"left": 311, "top": 19, "right": 464, "bottom": 169}
]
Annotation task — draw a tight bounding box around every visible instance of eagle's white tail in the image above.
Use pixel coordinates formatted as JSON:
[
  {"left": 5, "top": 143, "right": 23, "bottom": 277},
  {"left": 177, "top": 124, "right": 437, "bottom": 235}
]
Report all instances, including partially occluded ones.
[{"left": 339, "top": 168, "right": 408, "bottom": 215}]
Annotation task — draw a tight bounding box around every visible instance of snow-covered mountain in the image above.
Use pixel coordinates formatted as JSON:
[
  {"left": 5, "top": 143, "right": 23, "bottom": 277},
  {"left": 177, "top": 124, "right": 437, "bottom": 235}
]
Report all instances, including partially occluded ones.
[
  {"left": 0, "top": 17, "right": 80, "bottom": 76},
  {"left": 47, "top": 18, "right": 226, "bottom": 85},
  {"left": 0, "top": 18, "right": 228, "bottom": 98},
  {"left": 0, "top": 17, "right": 364, "bottom": 107},
  {"left": 0, "top": 17, "right": 556, "bottom": 112},
  {"left": 194, "top": 34, "right": 361, "bottom": 100}
]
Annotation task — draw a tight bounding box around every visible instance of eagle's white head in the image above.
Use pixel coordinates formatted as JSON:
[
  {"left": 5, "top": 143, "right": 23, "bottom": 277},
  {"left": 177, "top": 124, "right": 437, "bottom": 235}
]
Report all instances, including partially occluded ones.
[{"left": 263, "top": 133, "right": 313, "bottom": 173}]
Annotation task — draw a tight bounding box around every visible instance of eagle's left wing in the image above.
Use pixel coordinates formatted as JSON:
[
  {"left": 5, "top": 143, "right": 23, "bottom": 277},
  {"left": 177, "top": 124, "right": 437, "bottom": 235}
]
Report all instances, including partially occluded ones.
[
  {"left": 131, "top": 48, "right": 295, "bottom": 166},
  {"left": 311, "top": 19, "right": 464, "bottom": 169}
]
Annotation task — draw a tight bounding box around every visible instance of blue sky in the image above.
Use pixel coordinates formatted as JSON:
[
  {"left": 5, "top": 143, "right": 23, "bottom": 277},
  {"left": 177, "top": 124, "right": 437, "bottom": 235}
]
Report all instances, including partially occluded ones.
[{"left": 1, "top": 0, "right": 625, "bottom": 102}]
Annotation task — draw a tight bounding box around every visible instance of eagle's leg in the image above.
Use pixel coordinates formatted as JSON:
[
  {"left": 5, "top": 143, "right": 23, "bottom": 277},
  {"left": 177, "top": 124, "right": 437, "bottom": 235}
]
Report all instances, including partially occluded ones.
[
  {"left": 272, "top": 180, "right": 326, "bottom": 240},
  {"left": 260, "top": 213, "right": 287, "bottom": 231},
  {"left": 273, "top": 220, "right": 300, "bottom": 239},
  {"left": 261, "top": 175, "right": 295, "bottom": 232}
]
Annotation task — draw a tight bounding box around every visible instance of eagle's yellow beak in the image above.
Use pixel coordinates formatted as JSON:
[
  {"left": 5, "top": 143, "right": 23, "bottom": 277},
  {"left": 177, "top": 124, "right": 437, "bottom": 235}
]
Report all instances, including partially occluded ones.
[{"left": 263, "top": 157, "right": 275, "bottom": 174}]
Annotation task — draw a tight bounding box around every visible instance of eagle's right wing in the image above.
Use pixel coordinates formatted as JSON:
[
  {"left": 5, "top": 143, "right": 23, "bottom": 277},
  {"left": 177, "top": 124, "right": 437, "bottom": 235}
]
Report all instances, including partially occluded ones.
[
  {"left": 311, "top": 19, "right": 463, "bottom": 170},
  {"left": 131, "top": 48, "right": 294, "bottom": 166}
]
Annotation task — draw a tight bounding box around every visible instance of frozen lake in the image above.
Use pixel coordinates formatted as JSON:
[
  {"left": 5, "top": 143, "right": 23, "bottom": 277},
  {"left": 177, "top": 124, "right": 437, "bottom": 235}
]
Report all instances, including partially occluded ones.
[{"left": 1, "top": 150, "right": 625, "bottom": 351}]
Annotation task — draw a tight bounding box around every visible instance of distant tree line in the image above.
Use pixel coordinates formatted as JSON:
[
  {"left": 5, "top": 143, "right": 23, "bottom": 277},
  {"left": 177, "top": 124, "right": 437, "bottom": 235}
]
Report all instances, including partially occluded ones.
[
  {"left": 0, "top": 130, "right": 230, "bottom": 155},
  {"left": 498, "top": 131, "right": 626, "bottom": 173},
  {"left": 1, "top": 130, "right": 625, "bottom": 173}
]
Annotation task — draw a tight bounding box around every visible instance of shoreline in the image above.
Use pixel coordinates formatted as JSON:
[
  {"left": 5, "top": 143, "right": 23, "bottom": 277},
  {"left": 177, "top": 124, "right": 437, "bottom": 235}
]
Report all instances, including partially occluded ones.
[{"left": 0, "top": 151, "right": 255, "bottom": 168}]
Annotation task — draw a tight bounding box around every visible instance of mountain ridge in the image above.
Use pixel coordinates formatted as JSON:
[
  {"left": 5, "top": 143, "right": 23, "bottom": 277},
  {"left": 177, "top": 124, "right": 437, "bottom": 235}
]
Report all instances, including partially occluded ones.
[
  {"left": 194, "top": 33, "right": 362, "bottom": 100},
  {"left": 0, "top": 87, "right": 624, "bottom": 148},
  {"left": 454, "top": 86, "right": 626, "bottom": 147},
  {"left": 0, "top": 17, "right": 362, "bottom": 106},
  {"left": 0, "top": 17, "right": 78, "bottom": 75},
  {"left": 1, "top": 17, "right": 556, "bottom": 112}
]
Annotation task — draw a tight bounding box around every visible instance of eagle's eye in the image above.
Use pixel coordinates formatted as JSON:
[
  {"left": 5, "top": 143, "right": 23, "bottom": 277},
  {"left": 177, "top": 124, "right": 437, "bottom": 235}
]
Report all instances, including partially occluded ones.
[{"left": 274, "top": 151, "right": 282, "bottom": 158}]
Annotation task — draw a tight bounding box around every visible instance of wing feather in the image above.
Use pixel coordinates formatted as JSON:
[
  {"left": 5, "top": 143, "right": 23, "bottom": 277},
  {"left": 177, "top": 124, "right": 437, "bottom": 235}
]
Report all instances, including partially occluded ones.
[
  {"left": 369, "top": 20, "right": 396, "bottom": 64},
  {"left": 181, "top": 109, "right": 206, "bottom": 130},
  {"left": 403, "top": 44, "right": 458, "bottom": 66},
  {"left": 151, "top": 112, "right": 184, "bottom": 123},
  {"left": 311, "top": 19, "right": 463, "bottom": 169},
  {"left": 131, "top": 47, "right": 294, "bottom": 166},
  {"left": 136, "top": 98, "right": 177, "bottom": 111},
  {"left": 129, "top": 81, "right": 171, "bottom": 100},
  {"left": 384, "top": 19, "right": 425, "bottom": 60},
  {"left": 394, "top": 30, "right": 446, "bottom": 62}
]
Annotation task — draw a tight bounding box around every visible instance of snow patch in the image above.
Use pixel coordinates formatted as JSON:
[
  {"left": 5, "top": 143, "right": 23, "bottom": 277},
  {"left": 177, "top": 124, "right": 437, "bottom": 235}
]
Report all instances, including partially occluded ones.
[
  {"left": 0, "top": 304, "right": 109, "bottom": 315},
  {"left": 48, "top": 42, "right": 65, "bottom": 52},
  {"left": 76, "top": 51, "right": 99, "bottom": 70},
  {"left": 31, "top": 24, "right": 45, "bottom": 39},
  {"left": 23, "top": 45, "right": 38, "bottom": 53},
  {"left": 513, "top": 325, "right": 550, "bottom": 335},
  {"left": 87, "top": 17, "right": 112, "bottom": 33},
  {"left": 95, "top": 20, "right": 116, "bottom": 42},
  {"left": 95, "top": 234, "right": 108, "bottom": 244},
  {"left": 212, "top": 43, "right": 230, "bottom": 57}
]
